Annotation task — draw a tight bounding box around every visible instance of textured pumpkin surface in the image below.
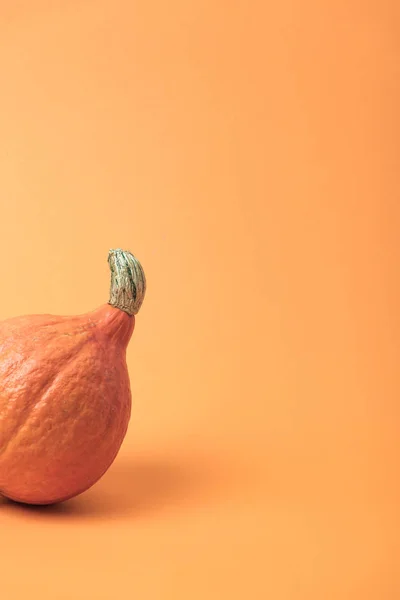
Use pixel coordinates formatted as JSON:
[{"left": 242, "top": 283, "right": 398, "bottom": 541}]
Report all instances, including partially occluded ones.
[{"left": 0, "top": 304, "right": 134, "bottom": 505}]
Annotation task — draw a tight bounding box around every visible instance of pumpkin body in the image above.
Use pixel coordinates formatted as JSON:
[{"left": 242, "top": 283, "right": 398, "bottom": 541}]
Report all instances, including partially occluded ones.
[{"left": 0, "top": 304, "right": 134, "bottom": 505}]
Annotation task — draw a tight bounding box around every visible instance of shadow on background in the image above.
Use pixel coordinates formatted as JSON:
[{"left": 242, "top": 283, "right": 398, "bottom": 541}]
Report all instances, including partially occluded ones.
[{"left": 0, "top": 453, "right": 227, "bottom": 521}]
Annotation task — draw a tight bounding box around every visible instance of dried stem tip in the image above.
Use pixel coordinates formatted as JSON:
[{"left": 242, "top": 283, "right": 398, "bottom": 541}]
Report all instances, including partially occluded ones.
[{"left": 108, "top": 249, "right": 146, "bottom": 316}]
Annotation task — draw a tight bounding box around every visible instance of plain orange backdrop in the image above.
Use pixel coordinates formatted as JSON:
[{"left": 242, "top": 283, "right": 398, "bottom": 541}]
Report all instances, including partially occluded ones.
[{"left": 0, "top": 1, "right": 399, "bottom": 598}]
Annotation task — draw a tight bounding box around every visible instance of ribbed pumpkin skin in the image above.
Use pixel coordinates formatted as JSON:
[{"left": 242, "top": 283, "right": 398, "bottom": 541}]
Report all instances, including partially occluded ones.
[{"left": 0, "top": 305, "right": 134, "bottom": 505}]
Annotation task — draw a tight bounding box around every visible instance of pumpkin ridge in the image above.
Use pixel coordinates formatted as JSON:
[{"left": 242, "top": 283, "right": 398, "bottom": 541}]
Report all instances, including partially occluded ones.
[{"left": 0, "top": 332, "right": 91, "bottom": 460}]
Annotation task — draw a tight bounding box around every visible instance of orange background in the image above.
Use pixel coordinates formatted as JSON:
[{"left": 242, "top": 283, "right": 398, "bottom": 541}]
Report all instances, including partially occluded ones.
[{"left": 0, "top": 1, "right": 399, "bottom": 598}]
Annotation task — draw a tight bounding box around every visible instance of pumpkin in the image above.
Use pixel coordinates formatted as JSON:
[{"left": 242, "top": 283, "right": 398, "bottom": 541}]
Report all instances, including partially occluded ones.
[{"left": 0, "top": 248, "right": 146, "bottom": 505}]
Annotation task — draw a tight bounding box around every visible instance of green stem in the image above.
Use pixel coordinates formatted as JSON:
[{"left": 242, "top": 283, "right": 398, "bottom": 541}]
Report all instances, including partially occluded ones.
[{"left": 108, "top": 249, "right": 146, "bottom": 316}]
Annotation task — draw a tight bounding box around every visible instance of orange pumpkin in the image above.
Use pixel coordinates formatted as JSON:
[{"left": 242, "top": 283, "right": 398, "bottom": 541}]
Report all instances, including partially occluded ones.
[{"left": 0, "top": 249, "right": 146, "bottom": 505}]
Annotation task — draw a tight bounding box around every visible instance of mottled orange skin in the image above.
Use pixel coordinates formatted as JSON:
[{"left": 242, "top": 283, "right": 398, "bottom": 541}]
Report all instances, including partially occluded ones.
[{"left": 0, "top": 305, "right": 134, "bottom": 505}]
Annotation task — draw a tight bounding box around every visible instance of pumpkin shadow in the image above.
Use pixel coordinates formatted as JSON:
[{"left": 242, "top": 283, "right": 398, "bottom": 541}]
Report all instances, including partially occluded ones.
[{"left": 0, "top": 454, "right": 222, "bottom": 520}]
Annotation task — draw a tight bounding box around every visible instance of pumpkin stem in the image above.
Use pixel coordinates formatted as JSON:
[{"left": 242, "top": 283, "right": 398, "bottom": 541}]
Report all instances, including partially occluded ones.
[{"left": 107, "top": 249, "right": 146, "bottom": 316}]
